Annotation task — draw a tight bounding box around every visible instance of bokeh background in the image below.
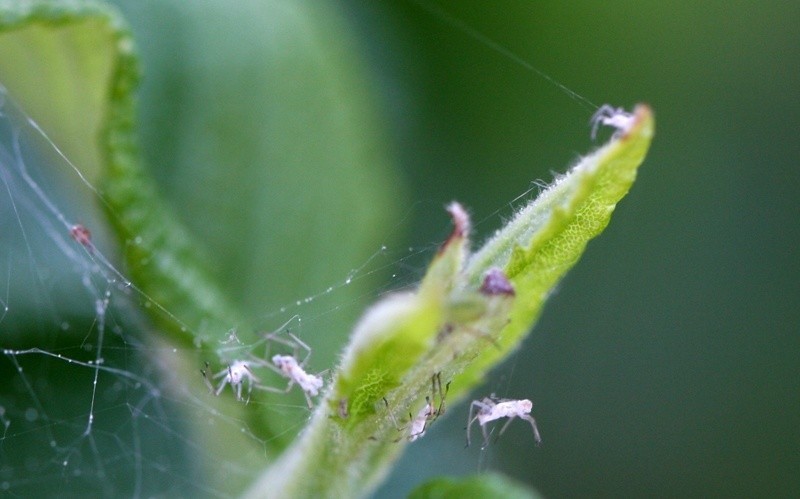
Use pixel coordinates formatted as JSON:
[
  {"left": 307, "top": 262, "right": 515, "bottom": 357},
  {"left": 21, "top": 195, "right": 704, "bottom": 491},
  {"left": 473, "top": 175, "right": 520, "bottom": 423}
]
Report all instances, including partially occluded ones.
[
  {"left": 359, "top": 2, "right": 800, "bottom": 497},
  {"left": 1, "top": 0, "right": 798, "bottom": 497}
]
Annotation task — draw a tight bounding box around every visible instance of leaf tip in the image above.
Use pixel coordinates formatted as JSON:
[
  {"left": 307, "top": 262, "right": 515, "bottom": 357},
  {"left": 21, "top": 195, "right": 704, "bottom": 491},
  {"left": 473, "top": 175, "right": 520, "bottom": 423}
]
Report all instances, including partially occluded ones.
[
  {"left": 590, "top": 103, "right": 655, "bottom": 143},
  {"left": 441, "top": 201, "right": 470, "bottom": 252},
  {"left": 626, "top": 103, "right": 654, "bottom": 140}
]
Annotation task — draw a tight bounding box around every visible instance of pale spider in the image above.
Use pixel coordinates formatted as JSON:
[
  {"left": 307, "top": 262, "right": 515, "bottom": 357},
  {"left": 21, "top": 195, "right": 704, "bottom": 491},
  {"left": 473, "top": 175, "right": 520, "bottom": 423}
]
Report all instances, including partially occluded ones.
[
  {"left": 202, "top": 329, "right": 324, "bottom": 407},
  {"left": 203, "top": 359, "right": 267, "bottom": 402},
  {"left": 383, "top": 373, "right": 450, "bottom": 442},
  {"left": 466, "top": 395, "right": 541, "bottom": 448},
  {"left": 589, "top": 104, "right": 636, "bottom": 140},
  {"left": 262, "top": 329, "right": 325, "bottom": 408}
]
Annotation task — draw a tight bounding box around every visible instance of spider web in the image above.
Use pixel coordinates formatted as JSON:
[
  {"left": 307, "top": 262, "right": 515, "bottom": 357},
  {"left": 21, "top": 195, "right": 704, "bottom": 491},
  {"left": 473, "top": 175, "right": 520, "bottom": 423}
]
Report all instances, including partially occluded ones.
[
  {"left": 0, "top": 85, "right": 434, "bottom": 497},
  {"left": 0, "top": 2, "right": 604, "bottom": 490},
  {"left": 0, "top": 83, "right": 557, "bottom": 497}
]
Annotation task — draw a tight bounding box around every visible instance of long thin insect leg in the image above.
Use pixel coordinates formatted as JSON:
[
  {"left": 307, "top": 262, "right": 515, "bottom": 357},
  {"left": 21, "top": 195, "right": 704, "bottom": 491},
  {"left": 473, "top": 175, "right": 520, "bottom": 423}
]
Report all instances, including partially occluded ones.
[
  {"left": 481, "top": 422, "right": 491, "bottom": 449},
  {"left": 465, "top": 401, "right": 479, "bottom": 447},
  {"left": 495, "top": 414, "right": 517, "bottom": 443},
  {"left": 522, "top": 415, "right": 542, "bottom": 445}
]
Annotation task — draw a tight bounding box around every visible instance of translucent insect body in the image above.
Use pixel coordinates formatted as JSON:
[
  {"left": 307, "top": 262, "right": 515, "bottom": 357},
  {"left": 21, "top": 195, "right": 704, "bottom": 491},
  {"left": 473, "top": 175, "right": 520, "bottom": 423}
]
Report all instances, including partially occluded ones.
[
  {"left": 208, "top": 360, "right": 263, "bottom": 402},
  {"left": 263, "top": 330, "right": 325, "bottom": 408},
  {"left": 590, "top": 104, "right": 636, "bottom": 140},
  {"left": 271, "top": 354, "right": 323, "bottom": 400},
  {"left": 408, "top": 397, "right": 436, "bottom": 442},
  {"left": 203, "top": 328, "right": 324, "bottom": 407},
  {"left": 466, "top": 395, "right": 541, "bottom": 448},
  {"left": 408, "top": 373, "right": 449, "bottom": 442}
]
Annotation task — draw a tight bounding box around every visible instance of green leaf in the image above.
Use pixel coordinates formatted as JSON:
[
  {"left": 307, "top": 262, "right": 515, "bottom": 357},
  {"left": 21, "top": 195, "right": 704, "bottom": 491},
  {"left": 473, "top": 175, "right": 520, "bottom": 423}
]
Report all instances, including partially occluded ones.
[
  {"left": 0, "top": 0, "right": 256, "bottom": 363},
  {"left": 335, "top": 203, "right": 469, "bottom": 426},
  {"left": 122, "top": 0, "right": 404, "bottom": 371},
  {"left": 0, "top": 2, "right": 227, "bottom": 347},
  {"left": 0, "top": 0, "right": 402, "bottom": 456},
  {"left": 0, "top": 1, "right": 654, "bottom": 495},
  {"left": 458, "top": 104, "right": 655, "bottom": 391},
  {"left": 408, "top": 473, "right": 541, "bottom": 499},
  {"left": 244, "top": 106, "right": 654, "bottom": 498},
  {"left": 0, "top": 0, "right": 122, "bottom": 185}
]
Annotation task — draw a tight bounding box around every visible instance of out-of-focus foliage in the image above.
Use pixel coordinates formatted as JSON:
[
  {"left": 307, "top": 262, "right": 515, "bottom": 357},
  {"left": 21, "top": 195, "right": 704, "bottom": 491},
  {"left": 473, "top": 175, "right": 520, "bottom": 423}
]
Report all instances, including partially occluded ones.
[
  {"left": 1, "top": 0, "right": 797, "bottom": 497},
  {"left": 366, "top": 2, "right": 800, "bottom": 497},
  {"left": 408, "top": 472, "right": 540, "bottom": 499}
]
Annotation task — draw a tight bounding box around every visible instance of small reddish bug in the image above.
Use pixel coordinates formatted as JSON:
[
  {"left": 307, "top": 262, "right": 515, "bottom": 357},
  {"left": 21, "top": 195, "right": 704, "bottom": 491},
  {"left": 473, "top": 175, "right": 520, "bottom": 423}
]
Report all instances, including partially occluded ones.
[{"left": 70, "top": 224, "right": 93, "bottom": 252}]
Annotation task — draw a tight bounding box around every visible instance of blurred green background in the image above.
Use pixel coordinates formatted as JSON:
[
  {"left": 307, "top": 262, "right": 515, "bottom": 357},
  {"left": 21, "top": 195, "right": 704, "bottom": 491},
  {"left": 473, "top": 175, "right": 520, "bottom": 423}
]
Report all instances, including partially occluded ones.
[
  {"left": 1, "top": 0, "right": 798, "bottom": 497},
  {"left": 356, "top": 1, "right": 800, "bottom": 497}
]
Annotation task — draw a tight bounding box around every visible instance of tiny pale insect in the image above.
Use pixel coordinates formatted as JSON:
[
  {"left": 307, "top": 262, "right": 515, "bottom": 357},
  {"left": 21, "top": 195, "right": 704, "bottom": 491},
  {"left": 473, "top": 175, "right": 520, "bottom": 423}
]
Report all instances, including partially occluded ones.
[
  {"left": 466, "top": 395, "right": 541, "bottom": 448},
  {"left": 590, "top": 104, "right": 636, "bottom": 140}
]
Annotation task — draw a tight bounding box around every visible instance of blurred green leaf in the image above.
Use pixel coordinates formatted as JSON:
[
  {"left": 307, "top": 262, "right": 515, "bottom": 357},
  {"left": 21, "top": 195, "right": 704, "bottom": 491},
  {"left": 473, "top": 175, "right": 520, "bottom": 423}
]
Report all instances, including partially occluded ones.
[
  {"left": 118, "top": 0, "right": 404, "bottom": 368},
  {"left": 0, "top": 0, "right": 402, "bottom": 464},
  {"left": 408, "top": 472, "right": 540, "bottom": 499},
  {"left": 0, "top": 0, "right": 121, "bottom": 184}
]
